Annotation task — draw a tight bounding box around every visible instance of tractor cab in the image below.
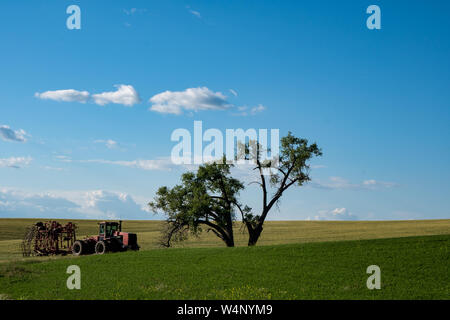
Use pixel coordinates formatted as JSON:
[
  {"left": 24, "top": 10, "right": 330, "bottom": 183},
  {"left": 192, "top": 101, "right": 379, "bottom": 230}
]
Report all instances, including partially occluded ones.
[{"left": 98, "top": 221, "right": 122, "bottom": 239}]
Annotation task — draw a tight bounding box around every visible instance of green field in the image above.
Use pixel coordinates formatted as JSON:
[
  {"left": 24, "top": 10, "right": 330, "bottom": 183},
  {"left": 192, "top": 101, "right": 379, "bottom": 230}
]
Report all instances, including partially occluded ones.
[
  {"left": 0, "top": 218, "right": 449, "bottom": 300},
  {"left": 1, "top": 218, "right": 449, "bottom": 262},
  {"left": 0, "top": 235, "right": 448, "bottom": 300}
]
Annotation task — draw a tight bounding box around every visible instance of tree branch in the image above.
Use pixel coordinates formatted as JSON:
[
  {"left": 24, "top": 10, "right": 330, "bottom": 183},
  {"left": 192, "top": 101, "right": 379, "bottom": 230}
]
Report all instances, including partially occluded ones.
[{"left": 199, "top": 219, "right": 230, "bottom": 243}]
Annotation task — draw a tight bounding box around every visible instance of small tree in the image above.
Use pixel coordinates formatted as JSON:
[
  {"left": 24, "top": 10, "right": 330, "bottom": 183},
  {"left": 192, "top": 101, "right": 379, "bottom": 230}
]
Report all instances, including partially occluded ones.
[
  {"left": 149, "top": 160, "right": 247, "bottom": 247},
  {"left": 239, "top": 132, "right": 322, "bottom": 246}
]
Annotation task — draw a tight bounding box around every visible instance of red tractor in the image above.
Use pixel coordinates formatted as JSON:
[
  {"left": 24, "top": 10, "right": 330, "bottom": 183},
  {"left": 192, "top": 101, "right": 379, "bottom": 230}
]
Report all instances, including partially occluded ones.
[{"left": 72, "top": 221, "right": 139, "bottom": 255}]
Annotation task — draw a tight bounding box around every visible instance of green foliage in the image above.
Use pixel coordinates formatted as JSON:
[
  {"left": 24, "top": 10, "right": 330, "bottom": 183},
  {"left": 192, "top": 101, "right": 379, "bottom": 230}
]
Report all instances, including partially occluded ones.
[
  {"left": 149, "top": 161, "right": 246, "bottom": 247},
  {"left": 238, "top": 132, "right": 323, "bottom": 245},
  {"left": 150, "top": 132, "right": 323, "bottom": 247},
  {"left": 274, "top": 132, "right": 322, "bottom": 187}
]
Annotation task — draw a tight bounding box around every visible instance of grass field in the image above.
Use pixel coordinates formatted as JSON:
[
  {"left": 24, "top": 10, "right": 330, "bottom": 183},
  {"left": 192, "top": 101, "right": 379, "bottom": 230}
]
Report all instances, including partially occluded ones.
[
  {"left": 0, "top": 234, "right": 448, "bottom": 300},
  {"left": 0, "top": 218, "right": 448, "bottom": 300},
  {"left": 1, "top": 218, "right": 449, "bottom": 262}
]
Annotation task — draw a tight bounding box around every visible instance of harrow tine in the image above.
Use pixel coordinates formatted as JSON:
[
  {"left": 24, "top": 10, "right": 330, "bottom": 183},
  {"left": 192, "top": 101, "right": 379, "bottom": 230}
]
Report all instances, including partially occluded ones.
[{"left": 20, "top": 221, "right": 77, "bottom": 257}]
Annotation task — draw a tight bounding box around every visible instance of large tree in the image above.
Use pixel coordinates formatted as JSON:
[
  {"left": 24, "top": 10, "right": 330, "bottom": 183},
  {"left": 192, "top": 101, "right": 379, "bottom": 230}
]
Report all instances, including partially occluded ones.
[
  {"left": 239, "top": 132, "right": 322, "bottom": 245},
  {"left": 149, "top": 132, "right": 321, "bottom": 247},
  {"left": 149, "top": 160, "right": 247, "bottom": 247}
]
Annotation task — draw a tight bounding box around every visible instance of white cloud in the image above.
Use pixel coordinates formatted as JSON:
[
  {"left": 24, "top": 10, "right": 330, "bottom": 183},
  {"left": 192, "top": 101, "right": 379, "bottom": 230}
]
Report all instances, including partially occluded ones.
[
  {"left": 124, "top": 8, "right": 137, "bottom": 15},
  {"left": 94, "top": 139, "right": 119, "bottom": 149},
  {"left": 35, "top": 85, "right": 140, "bottom": 107},
  {"left": 250, "top": 104, "right": 266, "bottom": 115},
  {"left": 306, "top": 208, "right": 357, "bottom": 221},
  {"left": 149, "top": 87, "right": 230, "bottom": 115},
  {"left": 233, "top": 104, "right": 266, "bottom": 116},
  {"left": 73, "top": 158, "right": 174, "bottom": 171},
  {"left": 92, "top": 84, "right": 141, "bottom": 106},
  {"left": 123, "top": 8, "right": 146, "bottom": 15},
  {"left": 189, "top": 10, "right": 201, "bottom": 18},
  {"left": 311, "top": 165, "right": 327, "bottom": 169},
  {"left": 362, "top": 179, "right": 396, "bottom": 188},
  {"left": 229, "top": 89, "right": 238, "bottom": 96},
  {"left": 0, "top": 157, "right": 32, "bottom": 169},
  {"left": 0, "top": 188, "right": 155, "bottom": 220},
  {"left": 101, "top": 159, "right": 173, "bottom": 171},
  {"left": 0, "top": 188, "right": 79, "bottom": 218},
  {"left": 310, "top": 176, "right": 356, "bottom": 189},
  {"left": 186, "top": 6, "right": 201, "bottom": 18},
  {"left": 0, "top": 125, "right": 28, "bottom": 142},
  {"left": 35, "top": 89, "right": 90, "bottom": 103},
  {"left": 310, "top": 176, "right": 397, "bottom": 190},
  {"left": 80, "top": 190, "right": 151, "bottom": 219},
  {"left": 42, "top": 166, "right": 65, "bottom": 171},
  {"left": 55, "top": 155, "right": 72, "bottom": 162}
]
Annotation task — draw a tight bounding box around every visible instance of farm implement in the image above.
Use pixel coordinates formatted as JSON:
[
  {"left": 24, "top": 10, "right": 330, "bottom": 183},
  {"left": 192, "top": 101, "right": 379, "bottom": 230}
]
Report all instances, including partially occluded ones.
[{"left": 21, "top": 220, "right": 139, "bottom": 257}]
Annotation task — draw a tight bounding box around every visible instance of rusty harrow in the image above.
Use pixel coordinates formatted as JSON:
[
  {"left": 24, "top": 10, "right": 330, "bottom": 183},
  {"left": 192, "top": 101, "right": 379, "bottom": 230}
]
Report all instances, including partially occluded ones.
[{"left": 21, "top": 221, "right": 77, "bottom": 257}]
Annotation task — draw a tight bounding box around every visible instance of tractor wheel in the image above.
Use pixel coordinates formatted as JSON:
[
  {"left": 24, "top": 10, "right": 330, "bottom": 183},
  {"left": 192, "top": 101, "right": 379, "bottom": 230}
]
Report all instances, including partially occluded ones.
[
  {"left": 95, "top": 241, "right": 108, "bottom": 254},
  {"left": 72, "top": 240, "right": 85, "bottom": 256}
]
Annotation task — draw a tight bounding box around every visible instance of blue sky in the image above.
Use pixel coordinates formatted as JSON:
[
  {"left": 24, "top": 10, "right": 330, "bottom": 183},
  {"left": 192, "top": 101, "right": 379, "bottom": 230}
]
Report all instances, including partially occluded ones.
[{"left": 0, "top": 0, "right": 449, "bottom": 220}]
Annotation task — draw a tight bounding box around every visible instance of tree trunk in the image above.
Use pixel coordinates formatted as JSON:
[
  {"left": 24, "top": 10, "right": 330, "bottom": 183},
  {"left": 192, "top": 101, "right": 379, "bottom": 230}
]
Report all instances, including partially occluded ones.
[
  {"left": 202, "top": 220, "right": 234, "bottom": 247},
  {"left": 247, "top": 224, "right": 263, "bottom": 246},
  {"left": 225, "top": 237, "right": 235, "bottom": 247},
  {"left": 226, "top": 230, "right": 234, "bottom": 247},
  {"left": 225, "top": 210, "right": 235, "bottom": 247}
]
